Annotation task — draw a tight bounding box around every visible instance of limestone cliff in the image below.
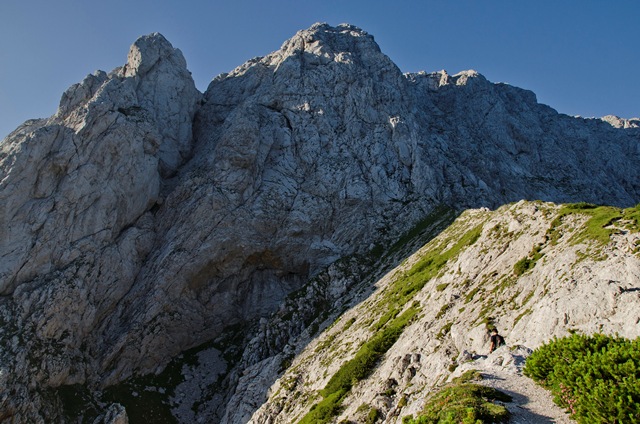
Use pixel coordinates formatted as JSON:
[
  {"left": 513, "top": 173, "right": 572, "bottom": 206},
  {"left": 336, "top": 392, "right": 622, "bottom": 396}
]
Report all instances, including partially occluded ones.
[{"left": 0, "top": 23, "right": 639, "bottom": 423}]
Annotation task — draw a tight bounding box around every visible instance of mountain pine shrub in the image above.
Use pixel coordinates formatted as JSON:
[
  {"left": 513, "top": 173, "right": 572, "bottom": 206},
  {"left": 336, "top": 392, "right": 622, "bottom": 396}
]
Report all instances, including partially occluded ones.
[{"left": 523, "top": 334, "right": 640, "bottom": 423}]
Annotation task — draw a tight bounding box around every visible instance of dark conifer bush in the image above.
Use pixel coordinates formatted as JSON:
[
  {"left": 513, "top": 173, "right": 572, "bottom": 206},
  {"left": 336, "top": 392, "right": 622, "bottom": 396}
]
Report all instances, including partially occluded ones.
[{"left": 524, "top": 334, "right": 640, "bottom": 423}]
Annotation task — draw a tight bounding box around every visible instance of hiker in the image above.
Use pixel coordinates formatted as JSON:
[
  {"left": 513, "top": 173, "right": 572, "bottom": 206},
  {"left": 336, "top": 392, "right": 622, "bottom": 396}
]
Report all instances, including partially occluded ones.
[{"left": 489, "top": 329, "right": 505, "bottom": 353}]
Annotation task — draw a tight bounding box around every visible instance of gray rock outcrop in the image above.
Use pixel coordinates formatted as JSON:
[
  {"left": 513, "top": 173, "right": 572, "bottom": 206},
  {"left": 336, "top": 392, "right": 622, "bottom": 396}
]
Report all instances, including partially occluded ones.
[
  {"left": 0, "top": 32, "right": 200, "bottom": 421},
  {"left": 0, "top": 23, "right": 639, "bottom": 422},
  {"left": 602, "top": 114, "right": 640, "bottom": 129}
]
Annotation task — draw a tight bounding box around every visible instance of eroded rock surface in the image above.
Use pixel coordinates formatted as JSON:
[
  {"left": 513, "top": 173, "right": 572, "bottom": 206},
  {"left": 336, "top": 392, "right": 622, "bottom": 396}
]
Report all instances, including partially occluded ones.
[{"left": 0, "top": 32, "right": 200, "bottom": 422}]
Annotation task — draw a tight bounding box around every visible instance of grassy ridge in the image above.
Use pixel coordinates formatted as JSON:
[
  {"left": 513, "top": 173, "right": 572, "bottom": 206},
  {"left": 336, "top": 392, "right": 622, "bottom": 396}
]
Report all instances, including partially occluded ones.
[
  {"left": 299, "top": 307, "right": 420, "bottom": 424},
  {"left": 300, "top": 212, "right": 487, "bottom": 423},
  {"left": 548, "top": 203, "right": 640, "bottom": 246}
]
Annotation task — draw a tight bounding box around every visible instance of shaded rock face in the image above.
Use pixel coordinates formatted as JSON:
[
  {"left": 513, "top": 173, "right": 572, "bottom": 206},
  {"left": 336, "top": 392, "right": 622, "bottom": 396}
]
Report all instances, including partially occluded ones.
[
  {"left": 0, "top": 32, "right": 200, "bottom": 421},
  {"left": 0, "top": 23, "right": 639, "bottom": 422}
]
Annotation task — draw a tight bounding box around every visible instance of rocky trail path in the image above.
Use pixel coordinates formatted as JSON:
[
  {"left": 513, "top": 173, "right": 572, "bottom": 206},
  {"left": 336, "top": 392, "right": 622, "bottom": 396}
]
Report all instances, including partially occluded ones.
[{"left": 455, "top": 347, "right": 573, "bottom": 424}]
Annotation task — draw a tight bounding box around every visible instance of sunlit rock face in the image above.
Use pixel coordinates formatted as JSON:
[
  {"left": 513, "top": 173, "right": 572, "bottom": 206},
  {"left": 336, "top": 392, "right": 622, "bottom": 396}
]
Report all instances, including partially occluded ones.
[{"left": 0, "top": 23, "right": 638, "bottom": 423}]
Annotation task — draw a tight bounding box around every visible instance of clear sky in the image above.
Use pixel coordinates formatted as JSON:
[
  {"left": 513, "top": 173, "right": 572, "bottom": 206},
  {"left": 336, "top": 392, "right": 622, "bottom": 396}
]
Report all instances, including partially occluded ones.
[{"left": 1, "top": 0, "right": 638, "bottom": 139}]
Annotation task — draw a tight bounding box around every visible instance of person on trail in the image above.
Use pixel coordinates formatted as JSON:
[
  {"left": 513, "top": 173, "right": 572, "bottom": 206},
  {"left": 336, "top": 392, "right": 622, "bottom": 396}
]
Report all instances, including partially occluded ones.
[{"left": 489, "top": 329, "right": 505, "bottom": 353}]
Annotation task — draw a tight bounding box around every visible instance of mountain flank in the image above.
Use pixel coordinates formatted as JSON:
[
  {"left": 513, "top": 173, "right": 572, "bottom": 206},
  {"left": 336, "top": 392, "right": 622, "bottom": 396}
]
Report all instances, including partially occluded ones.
[{"left": 0, "top": 23, "right": 639, "bottom": 423}]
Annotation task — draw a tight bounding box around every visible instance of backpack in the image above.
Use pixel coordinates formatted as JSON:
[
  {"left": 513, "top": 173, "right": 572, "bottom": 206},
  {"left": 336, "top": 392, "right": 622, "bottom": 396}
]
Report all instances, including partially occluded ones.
[{"left": 491, "top": 334, "right": 505, "bottom": 348}]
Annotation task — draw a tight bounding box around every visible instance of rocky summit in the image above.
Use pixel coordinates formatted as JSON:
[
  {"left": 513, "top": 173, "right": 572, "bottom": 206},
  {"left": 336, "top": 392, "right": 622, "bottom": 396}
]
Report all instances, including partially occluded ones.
[{"left": 0, "top": 23, "right": 639, "bottom": 423}]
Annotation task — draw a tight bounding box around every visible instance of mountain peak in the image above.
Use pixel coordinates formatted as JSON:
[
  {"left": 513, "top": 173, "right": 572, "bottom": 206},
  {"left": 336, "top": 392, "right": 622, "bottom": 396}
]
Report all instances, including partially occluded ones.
[
  {"left": 271, "top": 22, "right": 382, "bottom": 66},
  {"left": 124, "top": 32, "right": 188, "bottom": 77}
]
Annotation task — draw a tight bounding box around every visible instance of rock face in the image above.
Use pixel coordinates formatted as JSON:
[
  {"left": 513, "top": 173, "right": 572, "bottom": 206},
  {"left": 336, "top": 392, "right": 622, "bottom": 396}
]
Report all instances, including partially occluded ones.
[
  {"left": 602, "top": 115, "right": 640, "bottom": 129},
  {"left": 0, "top": 32, "right": 200, "bottom": 421},
  {"left": 0, "top": 23, "right": 639, "bottom": 423}
]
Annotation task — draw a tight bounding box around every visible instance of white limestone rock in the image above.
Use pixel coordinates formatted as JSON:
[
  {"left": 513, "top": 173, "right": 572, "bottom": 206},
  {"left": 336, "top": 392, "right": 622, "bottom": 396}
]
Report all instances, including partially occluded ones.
[{"left": 602, "top": 114, "right": 640, "bottom": 129}]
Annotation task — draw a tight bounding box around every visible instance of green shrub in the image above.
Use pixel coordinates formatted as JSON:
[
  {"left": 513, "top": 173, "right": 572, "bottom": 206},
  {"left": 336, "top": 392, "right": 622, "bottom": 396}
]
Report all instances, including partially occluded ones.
[
  {"left": 524, "top": 334, "right": 640, "bottom": 423},
  {"left": 366, "top": 407, "right": 382, "bottom": 423}
]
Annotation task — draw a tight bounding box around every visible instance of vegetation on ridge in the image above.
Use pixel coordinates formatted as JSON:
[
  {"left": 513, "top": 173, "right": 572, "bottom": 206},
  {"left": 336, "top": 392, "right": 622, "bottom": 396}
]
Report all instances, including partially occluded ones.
[
  {"left": 299, "top": 306, "right": 420, "bottom": 424},
  {"left": 300, "top": 210, "right": 486, "bottom": 423},
  {"left": 547, "top": 202, "right": 640, "bottom": 246},
  {"left": 524, "top": 334, "right": 640, "bottom": 423},
  {"left": 403, "top": 370, "right": 511, "bottom": 424}
]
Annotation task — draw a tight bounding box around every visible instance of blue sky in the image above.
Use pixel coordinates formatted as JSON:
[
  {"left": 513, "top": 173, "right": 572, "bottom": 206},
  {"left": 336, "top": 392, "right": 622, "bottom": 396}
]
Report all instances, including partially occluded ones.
[{"left": 1, "top": 0, "right": 638, "bottom": 139}]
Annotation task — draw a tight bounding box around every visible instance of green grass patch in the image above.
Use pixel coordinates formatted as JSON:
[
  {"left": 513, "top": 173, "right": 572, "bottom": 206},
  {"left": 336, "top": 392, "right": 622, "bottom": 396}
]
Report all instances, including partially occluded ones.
[
  {"left": 464, "top": 287, "right": 481, "bottom": 303},
  {"left": 372, "top": 307, "right": 401, "bottom": 331},
  {"left": 299, "top": 389, "right": 348, "bottom": 424},
  {"left": 524, "top": 334, "right": 640, "bottom": 423},
  {"left": 403, "top": 371, "right": 511, "bottom": 424},
  {"left": 436, "top": 283, "right": 449, "bottom": 292},
  {"left": 435, "top": 304, "right": 451, "bottom": 320},
  {"left": 547, "top": 203, "right": 640, "bottom": 247},
  {"left": 481, "top": 316, "right": 496, "bottom": 332},
  {"left": 513, "top": 244, "right": 544, "bottom": 276},
  {"left": 437, "top": 322, "right": 453, "bottom": 340},
  {"left": 513, "top": 308, "right": 532, "bottom": 326},
  {"left": 343, "top": 317, "right": 357, "bottom": 331},
  {"left": 519, "top": 290, "right": 535, "bottom": 307},
  {"left": 379, "top": 222, "right": 485, "bottom": 320},
  {"left": 366, "top": 407, "right": 382, "bottom": 423},
  {"left": 453, "top": 369, "right": 482, "bottom": 383},
  {"left": 513, "top": 257, "right": 534, "bottom": 276}
]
